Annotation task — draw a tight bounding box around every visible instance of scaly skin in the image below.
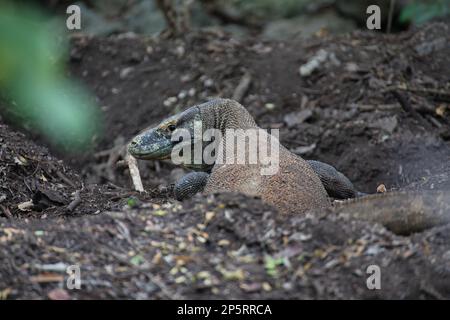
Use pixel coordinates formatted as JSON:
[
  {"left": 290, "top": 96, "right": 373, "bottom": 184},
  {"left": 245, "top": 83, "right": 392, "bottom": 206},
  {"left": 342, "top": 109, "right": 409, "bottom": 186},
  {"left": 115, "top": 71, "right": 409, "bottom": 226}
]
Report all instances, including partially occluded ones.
[
  {"left": 333, "top": 190, "right": 450, "bottom": 235},
  {"left": 129, "top": 99, "right": 450, "bottom": 234}
]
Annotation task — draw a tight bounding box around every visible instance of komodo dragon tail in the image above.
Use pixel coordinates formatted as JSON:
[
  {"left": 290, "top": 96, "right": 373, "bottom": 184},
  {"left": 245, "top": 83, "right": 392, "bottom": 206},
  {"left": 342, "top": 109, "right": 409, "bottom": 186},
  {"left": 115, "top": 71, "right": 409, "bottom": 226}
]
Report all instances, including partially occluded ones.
[{"left": 332, "top": 190, "right": 450, "bottom": 235}]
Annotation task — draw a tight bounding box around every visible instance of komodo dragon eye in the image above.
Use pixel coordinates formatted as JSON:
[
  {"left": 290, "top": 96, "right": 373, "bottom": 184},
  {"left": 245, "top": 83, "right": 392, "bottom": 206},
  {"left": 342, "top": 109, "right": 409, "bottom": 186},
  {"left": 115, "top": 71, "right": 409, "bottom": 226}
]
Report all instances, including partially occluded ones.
[{"left": 168, "top": 124, "right": 176, "bottom": 132}]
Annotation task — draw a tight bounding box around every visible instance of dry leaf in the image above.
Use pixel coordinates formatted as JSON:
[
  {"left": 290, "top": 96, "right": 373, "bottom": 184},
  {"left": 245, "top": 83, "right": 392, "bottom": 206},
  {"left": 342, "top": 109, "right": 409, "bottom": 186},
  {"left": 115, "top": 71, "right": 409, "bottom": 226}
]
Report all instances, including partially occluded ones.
[
  {"left": 436, "top": 104, "right": 446, "bottom": 117},
  {"left": 48, "top": 288, "right": 70, "bottom": 300},
  {"left": 377, "top": 184, "right": 387, "bottom": 193},
  {"left": 18, "top": 200, "right": 34, "bottom": 211},
  {"left": 30, "top": 273, "right": 64, "bottom": 283}
]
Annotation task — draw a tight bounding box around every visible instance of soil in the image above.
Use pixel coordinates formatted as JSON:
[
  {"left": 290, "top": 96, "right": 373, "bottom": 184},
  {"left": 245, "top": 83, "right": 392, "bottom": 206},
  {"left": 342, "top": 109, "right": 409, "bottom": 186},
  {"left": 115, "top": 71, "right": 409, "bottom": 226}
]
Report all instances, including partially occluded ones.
[{"left": 1, "top": 22, "right": 450, "bottom": 299}]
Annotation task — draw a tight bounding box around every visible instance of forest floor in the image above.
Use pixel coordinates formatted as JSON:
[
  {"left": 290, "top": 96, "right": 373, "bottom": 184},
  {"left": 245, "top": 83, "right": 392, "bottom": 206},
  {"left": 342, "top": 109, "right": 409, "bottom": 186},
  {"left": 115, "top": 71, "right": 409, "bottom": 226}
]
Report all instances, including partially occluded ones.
[{"left": 1, "top": 22, "right": 450, "bottom": 299}]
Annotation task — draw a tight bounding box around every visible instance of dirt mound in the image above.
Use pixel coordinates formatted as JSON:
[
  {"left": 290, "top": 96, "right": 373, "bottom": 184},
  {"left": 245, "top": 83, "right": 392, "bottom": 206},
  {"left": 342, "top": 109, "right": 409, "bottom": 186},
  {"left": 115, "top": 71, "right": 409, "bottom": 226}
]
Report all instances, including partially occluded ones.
[
  {"left": 0, "top": 123, "right": 163, "bottom": 218},
  {"left": 2, "top": 192, "right": 450, "bottom": 299}
]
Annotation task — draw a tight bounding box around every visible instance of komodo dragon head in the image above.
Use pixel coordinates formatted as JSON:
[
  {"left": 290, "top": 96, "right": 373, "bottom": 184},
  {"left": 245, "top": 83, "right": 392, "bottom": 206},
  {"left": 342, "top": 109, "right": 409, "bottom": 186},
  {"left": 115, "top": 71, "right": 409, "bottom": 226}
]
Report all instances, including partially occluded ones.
[
  {"left": 128, "top": 98, "right": 257, "bottom": 171},
  {"left": 128, "top": 105, "right": 202, "bottom": 164}
]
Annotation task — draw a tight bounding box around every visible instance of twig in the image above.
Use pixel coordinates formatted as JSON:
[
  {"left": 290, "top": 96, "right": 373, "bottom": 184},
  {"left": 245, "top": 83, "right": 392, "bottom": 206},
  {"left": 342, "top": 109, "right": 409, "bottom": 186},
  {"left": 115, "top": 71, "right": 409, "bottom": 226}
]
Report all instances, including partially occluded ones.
[
  {"left": 67, "top": 190, "right": 82, "bottom": 212},
  {"left": 94, "top": 137, "right": 127, "bottom": 183},
  {"left": 126, "top": 152, "right": 144, "bottom": 192},
  {"left": 387, "top": 0, "right": 396, "bottom": 34},
  {"left": 232, "top": 72, "right": 252, "bottom": 103},
  {"left": 0, "top": 204, "right": 12, "bottom": 219},
  {"left": 390, "top": 90, "right": 432, "bottom": 130},
  {"left": 385, "top": 85, "right": 450, "bottom": 102},
  {"left": 56, "top": 171, "right": 77, "bottom": 189}
]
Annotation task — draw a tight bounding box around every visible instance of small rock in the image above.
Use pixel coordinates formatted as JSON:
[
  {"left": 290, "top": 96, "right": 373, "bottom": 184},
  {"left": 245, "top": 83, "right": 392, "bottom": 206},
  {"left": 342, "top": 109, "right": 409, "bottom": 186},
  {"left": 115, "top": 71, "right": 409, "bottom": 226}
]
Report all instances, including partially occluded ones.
[
  {"left": 369, "top": 116, "right": 398, "bottom": 134},
  {"left": 345, "top": 62, "right": 359, "bottom": 72},
  {"left": 163, "top": 96, "right": 178, "bottom": 107},
  {"left": 265, "top": 103, "right": 276, "bottom": 111},
  {"left": 180, "top": 74, "right": 194, "bottom": 83},
  {"left": 188, "top": 88, "right": 196, "bottom": 97},
  {"left": 119, "top": 67, "right": 134, "bottom": 79},
  {"left": 175, "top": 45, "right": 185, "bottom": 57},
  {"left": 177, "top": 90, "right": 188, "bottom": 100},
  {"left": 203, "top": 78, "right": 214, "bottom": 88},
  {"left": 292, "top": 143, "right": 317, "bottom": 155},
  {"left": 366, "top": 245, "right": 383, "bottom": 256},
  {"left": 283, "top": 109, "right": 313, "bottom": 127}
]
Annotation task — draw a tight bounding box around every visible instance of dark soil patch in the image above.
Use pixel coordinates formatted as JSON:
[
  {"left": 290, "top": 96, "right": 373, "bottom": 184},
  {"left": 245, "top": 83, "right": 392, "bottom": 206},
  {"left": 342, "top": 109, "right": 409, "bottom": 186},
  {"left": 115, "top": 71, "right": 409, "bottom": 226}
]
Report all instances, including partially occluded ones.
[{"left": 1, "top": 22, "right": 450, "bottom": 299}]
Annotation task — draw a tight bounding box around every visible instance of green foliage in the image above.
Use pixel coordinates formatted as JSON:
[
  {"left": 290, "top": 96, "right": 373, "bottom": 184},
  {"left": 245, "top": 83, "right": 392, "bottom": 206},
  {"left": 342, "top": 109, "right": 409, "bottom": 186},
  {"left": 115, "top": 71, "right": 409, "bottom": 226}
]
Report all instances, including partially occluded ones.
[
  {"left": 264, "top": 255, "right": 285, "bottom": 277},
  {"left": 0, "top": 4, "right": 101, "bottom": 150},
  {"left": 130, "top": 254, "right": 145, "bottom": 266},
  {"left": 127, "top": 197, "right": 139, "bottom": 208},
  {"left": 400, "top": 0, "right": 450, "bottom": 25}
]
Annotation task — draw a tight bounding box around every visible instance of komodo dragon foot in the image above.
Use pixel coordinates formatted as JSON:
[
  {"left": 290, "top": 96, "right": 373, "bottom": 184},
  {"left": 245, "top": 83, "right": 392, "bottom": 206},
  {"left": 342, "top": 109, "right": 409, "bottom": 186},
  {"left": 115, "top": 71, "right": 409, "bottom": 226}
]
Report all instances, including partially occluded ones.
[{"left": 174, "top": 160, "right": 364, "bottom": 201}]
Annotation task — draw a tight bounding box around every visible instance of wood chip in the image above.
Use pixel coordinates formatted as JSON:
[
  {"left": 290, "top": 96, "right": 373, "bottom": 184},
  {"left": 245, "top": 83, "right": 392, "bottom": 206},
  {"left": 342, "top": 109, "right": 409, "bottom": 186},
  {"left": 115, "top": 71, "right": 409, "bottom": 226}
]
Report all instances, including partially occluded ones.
[
  {"left": 377, "top": 184, "right": 387, "bottom": 193},
  {"left": 126, "top": 152, "right": 144, "bottom": 192}
]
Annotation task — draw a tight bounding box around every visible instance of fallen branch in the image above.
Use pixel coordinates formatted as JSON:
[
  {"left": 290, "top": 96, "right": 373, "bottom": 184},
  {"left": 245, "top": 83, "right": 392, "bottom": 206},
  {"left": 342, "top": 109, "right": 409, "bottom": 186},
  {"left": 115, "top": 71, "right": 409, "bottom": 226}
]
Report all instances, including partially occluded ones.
[
  {"left": 55, "top": 171, "right": 77, "bottom": 189},
  {"left": 67, "top": 190, "right": 82, "bottom": 212},
  {"left": 0, "top": 205, "right": 12, "bottom": 219},
  {"left": 390, "top": 90, "right": 432, "bottom": 130},
  {"left": 232, "top": 72, "right": 252, "bottom": 103},
  {"left": 385, "top": 85, "right": 450, "bottom": 102}
]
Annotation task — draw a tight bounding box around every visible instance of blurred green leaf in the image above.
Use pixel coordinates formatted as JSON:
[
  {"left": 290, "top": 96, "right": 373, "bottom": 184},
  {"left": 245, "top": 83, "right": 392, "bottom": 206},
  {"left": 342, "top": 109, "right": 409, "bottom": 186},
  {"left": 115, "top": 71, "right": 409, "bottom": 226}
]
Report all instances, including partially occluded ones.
[{"left": 0, "top": 3, "right": 101, "bottom": 150}]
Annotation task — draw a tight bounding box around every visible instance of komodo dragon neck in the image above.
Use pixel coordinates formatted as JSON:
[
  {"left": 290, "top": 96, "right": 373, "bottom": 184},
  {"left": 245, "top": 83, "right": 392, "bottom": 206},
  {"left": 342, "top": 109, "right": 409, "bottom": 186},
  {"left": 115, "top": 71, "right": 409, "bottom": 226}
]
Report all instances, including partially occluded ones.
[{"left": 198, "top": 98, "right": 258, "bottom": 133}]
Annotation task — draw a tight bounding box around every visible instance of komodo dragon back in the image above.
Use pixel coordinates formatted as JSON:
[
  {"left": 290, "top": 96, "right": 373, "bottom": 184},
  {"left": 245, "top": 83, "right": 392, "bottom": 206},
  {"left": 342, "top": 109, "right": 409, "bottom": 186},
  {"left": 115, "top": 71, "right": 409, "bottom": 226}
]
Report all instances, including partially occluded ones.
[{"left": 198, "top": 99, "right": 330, "bottom": 214}]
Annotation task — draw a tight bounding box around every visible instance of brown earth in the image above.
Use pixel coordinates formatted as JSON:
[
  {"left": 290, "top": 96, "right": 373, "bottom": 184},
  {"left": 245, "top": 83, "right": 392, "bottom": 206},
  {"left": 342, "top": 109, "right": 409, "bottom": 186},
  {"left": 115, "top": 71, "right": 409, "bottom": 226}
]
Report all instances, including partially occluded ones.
[{"left": 0, "top": 22, "right": 450, "bottom": 299}]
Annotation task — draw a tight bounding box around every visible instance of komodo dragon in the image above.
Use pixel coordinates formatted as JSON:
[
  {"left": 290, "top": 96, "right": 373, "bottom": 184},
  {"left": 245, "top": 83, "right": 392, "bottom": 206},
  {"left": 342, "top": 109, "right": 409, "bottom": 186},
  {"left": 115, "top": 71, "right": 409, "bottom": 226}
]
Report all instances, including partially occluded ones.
[{"left": 128, "top": 98, "right": 450, "bottom": 234}]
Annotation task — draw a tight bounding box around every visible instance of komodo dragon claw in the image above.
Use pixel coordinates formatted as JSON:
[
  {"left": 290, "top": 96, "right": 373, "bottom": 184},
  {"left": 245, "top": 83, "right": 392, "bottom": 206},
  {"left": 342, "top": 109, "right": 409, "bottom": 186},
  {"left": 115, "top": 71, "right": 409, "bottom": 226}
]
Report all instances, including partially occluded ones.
[{"left": 174, "top": 171, "right": 210, "bottom": 201}]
